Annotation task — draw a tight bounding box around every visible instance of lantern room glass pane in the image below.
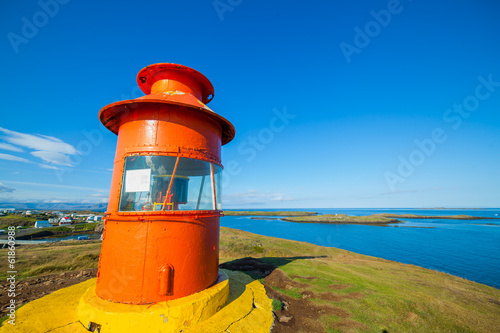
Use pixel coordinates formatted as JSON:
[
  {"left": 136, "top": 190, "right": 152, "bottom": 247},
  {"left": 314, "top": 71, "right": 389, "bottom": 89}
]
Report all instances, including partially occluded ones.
[
  {"left": 214, "top": 164, "right": 222, "bottom": 210},
  {"left": 118, "top": 155, "right": 221, "bottom": 212}
]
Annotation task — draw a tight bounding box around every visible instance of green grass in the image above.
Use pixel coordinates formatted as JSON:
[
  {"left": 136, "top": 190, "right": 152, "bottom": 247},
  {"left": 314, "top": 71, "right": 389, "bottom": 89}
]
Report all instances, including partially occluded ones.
[
  {"left": 0, "top": 215, "right": 38, "bottom": 229},
  {"left": 272, "top": 298, "right": 283, "bottom": 311},
  {"left": 0, "top": 226, "right": 499, "bottom": 332},
  {"left": 0, "top": 240, "right": 102, "bottom": 280},
  {"left": 219, "top": 227, "right": 500, "bottom": 332},
  {"left": 73, "top": 223, "right": 101, "bottom": 232},
  {"left": 253, "top": 245, "right": 264, "bottom": 253},
  {"left": 272, "top": 286, "right": 303, "bottom": 300},
  {"left": 15, "top": 226, "right": 72, "bottom": 240},
  {"left": 46, "top": 226, "right": 72, "bottom": 233}
]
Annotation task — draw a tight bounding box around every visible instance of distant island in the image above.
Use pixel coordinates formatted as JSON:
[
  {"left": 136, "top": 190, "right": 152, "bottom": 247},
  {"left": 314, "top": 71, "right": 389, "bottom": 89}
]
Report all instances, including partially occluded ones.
[
  {"left": 281, "top": 214, "right": 401, "bottom": 225},
  {"left": 223, "top": 211, "right": 499, "bottom": 225}
]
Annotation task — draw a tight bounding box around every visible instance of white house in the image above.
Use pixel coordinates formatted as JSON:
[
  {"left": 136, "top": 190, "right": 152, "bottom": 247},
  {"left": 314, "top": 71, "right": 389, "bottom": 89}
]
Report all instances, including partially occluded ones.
[
  {"left": 35, "top": 221, "right": 52, "bottom": 228},
  {"left": 85, "top": 215, "right": 104, "bottom": 223},
  {"left": 59, "top": 217, "right": 72, "bottom": 226},
  {"left": 74, "top": 214, "right": 92, "bottom": 219}
]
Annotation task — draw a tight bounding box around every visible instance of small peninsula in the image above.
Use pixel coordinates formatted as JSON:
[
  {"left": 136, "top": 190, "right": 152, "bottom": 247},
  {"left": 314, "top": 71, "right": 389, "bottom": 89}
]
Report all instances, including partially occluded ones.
[{"left": 281, "top": 214, "right": 401, "bottom": 225}]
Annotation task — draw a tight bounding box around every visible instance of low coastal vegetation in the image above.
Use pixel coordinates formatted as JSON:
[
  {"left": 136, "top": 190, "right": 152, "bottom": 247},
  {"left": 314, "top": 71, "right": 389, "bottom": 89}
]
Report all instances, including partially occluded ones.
[
  {"left": 0, "top": 215, "right": 38, "bottom": 229},
  {"left": 281, "top": 214, "right": 400, "bottom": 225},
  {"left": 1, "top": 227, "right": 499, "bottom": 332},
  {"left": 0, "top": 240, "right": 102, "bottom": 281}
]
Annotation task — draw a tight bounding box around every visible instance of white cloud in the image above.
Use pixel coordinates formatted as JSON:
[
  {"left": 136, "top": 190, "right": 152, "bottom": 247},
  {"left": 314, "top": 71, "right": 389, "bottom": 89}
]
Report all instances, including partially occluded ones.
[
  {"left": 88, "top": 193, "right": 109, "bottom": 198},
  {"left": 0, "top": 182, "right": 15, "bottom": 193},
  {"left": 0, "top": 127, "right": 79, "bottom": 167},
  {"left": 39, "top": 164, "right": 61, "bottom": 170},
  {"left": 0, "top": 127, "right": 78, "bottom": 154},
  {"left": 0, "top": 180, "right": 108, "bottom": 192},
  {"left": 0, "top": 153, "right": 33, "bottom": 164},
  {"left": 224, "top": 190, "right": 295, "bottom": 205},
  {"left": 88, "top": 194, "right": 109, "bottom": 203},
  {"left": 361, "top": 187, "right": 444, "bottom": 199},
  {"left": 31, "top": 151, "right": 73, "bottom": 167},
  {"left": 0, "top": 142, "right": 24, "bottom": 152}
]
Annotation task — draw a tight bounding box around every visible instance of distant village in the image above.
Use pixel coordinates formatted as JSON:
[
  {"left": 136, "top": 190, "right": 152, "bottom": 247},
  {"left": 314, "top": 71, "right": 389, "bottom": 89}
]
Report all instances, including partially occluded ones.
[{"left": 0, "top": 207, "right": 104, "bottom": 229}]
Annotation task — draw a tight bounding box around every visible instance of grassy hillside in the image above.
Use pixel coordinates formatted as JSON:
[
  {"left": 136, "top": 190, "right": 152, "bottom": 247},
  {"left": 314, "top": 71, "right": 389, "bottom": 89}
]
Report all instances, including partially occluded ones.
[
  {"left": 219, "top": 228, "right": 500, "bottom": 332},
  {"left": 1, "top": 227, "right": 499, "bottom": 332},
  {"left": 0, "top": 215, "right": 38, "bottom": 229},
  {"left": 0, "top": 240, "right": 102, "bottom": 280}
]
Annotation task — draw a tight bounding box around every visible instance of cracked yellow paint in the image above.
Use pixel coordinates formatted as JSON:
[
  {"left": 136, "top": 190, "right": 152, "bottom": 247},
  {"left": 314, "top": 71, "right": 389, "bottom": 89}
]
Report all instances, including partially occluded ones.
[
  {"left": 0, "top": 270, "right": 273, "bottom": 333},
  {"left": 77, "top": 272, "right": 229, "bottom": 332},
  {"left": 186, "top": 270, "right": 274, "bottom": 332}
]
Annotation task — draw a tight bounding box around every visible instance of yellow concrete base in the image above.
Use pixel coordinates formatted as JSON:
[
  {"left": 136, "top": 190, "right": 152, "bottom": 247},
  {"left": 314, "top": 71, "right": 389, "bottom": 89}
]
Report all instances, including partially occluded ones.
[
  {"left": 78, "top": 272, "right": 229, "bottom": 332},
  {"left": 0, "top": 270, "right": 273, "bottom": 333},
  {"left": 185, "top": 270, "right": 274, "bottom": 333}
]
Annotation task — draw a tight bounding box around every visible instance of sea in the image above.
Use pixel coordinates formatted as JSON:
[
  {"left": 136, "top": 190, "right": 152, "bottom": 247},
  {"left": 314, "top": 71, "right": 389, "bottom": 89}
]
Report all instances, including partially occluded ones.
[{"left": 220, "top": 208, "right": 500, "bottom": 289}]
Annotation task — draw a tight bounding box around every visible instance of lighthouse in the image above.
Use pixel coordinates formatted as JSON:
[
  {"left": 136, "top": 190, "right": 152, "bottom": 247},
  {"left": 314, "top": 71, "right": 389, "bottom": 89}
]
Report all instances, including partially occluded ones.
[{"left": 94, "top": 63, "right": 234, "bottom": 304}]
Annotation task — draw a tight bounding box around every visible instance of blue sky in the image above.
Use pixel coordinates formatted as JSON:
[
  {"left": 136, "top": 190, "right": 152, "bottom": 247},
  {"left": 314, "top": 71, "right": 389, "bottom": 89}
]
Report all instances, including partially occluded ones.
[{"left": 0, "top": 0, "right": 499, "bottom": 209}]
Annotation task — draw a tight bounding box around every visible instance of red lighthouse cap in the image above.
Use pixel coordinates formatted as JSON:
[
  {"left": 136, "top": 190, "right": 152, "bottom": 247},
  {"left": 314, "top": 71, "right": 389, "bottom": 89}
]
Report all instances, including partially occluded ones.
[{"left": 99, "top": 63, "right": 235, "bottom": 145}]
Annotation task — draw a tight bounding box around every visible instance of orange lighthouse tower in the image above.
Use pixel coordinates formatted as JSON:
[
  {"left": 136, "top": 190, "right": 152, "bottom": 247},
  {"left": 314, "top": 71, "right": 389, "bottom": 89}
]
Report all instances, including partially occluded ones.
[{"left": 94, "top": 63, "right": 234, "bottom": 304}]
